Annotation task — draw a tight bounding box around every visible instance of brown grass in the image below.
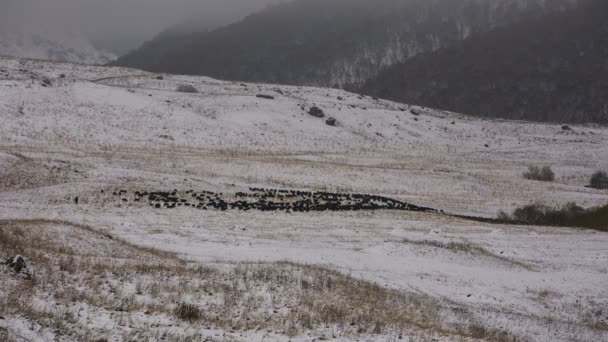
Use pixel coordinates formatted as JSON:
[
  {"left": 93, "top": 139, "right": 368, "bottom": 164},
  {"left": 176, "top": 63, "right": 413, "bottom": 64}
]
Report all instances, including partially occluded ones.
[{"left": 0, "top": 219, "right": 516, "bottom": 341}]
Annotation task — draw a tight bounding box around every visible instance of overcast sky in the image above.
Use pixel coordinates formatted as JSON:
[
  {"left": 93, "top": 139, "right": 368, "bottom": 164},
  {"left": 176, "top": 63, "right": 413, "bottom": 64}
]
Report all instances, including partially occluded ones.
[{"left": 1, "top": 0, "right": 276, "bottom": 51}]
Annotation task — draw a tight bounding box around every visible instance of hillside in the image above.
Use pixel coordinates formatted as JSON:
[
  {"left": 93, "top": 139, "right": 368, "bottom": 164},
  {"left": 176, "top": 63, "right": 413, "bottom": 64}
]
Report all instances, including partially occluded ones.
[
  {"left": 114, "top": 0, "right": 578, "bottom": 88},
  {"left": 361, "top": 0, "right": 608, "bottom": 124},
  {"left": 1, "top": 57, "right": 608, "bottom": 341}
]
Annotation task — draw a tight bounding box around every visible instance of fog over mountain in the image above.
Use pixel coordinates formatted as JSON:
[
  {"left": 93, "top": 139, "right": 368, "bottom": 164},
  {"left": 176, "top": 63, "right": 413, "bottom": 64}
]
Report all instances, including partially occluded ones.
[
  {"left": 115, "top": 0, "right": 580, "bottom": 88},
  {"left": 0, "top": 0, "right": 274, "bottom": 57}
]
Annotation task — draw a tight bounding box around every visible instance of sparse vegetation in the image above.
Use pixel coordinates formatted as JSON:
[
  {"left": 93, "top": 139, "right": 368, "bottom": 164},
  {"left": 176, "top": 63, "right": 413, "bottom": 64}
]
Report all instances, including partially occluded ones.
[
  {"left": 498, "top": 202, "right": 608, "bottom": 231},
  {"left": 523, "top": 165, "right": 555, "bottom": 182},
  {"left": 176, "top": 84, "right": 198, "bottom": 93},
  {"left": 590, "top": 171, "right": 608, "bottom": 190},
  {"left": 400, "top": 238, "right": 533, "bottom": 270}
]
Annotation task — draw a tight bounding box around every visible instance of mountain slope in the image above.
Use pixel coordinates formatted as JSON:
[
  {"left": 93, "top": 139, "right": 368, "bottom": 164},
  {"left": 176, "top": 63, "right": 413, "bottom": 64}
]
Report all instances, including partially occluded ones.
[
  {"left": 361, "top": 0, "right": 608, "bottom": 124},
  {"left": 114, "top": 0, "right": 579, "bottom": 88}
]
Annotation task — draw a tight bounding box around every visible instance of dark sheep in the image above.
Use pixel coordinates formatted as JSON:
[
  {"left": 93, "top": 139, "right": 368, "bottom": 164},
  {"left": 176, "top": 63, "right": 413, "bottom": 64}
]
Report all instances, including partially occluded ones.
[{"left": 256, "top": 94, "right": 275, "bottom": 100}]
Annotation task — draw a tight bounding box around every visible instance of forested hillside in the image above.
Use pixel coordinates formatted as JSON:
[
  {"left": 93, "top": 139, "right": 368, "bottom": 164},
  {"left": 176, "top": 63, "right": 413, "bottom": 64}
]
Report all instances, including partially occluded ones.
[{"left": 361, "top": 0, "right": 607, "bottom": 123}]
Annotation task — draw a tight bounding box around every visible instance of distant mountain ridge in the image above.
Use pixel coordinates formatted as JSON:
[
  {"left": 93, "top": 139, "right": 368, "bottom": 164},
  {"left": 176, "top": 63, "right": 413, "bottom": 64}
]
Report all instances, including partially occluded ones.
[
  {"left": 360, "top": 0, "right": 608, "bottom": 124},
  {"left": 114, "top": 0, "right": 579, "bottom": 88},
  {"left": 0, "top": 31, "right": 116, "bottom": 65}
]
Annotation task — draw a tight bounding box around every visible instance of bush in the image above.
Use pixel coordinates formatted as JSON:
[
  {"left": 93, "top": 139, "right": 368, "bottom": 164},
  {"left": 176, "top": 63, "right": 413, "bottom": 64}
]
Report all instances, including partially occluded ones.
[
  {"left": 590, "top": 171, "right": 608, "bottom": 189},
  {"left": 523, "top": 166, "right": 555, "bottom": 182},
  {"left": 499, "top": 202, "right": 608, "bottom": 231},
  {"left": 174, "top": 302, "right": 202, "bottom": 321},
  {"left": 176, "top": 84, "right": 198, "bottom": 93},
  {"left": 511, "top": 203, "right": 582, "bottom": 225}
]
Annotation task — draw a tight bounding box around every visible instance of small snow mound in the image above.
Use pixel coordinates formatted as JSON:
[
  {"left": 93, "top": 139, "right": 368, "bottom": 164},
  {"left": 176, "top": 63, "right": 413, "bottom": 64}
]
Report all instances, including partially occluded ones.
[
  {"left": 428, "top": 228, "right": 443, "bottom": 236},
  {"left": 0, "top": 153, "right": 19, "bottom": 167}
]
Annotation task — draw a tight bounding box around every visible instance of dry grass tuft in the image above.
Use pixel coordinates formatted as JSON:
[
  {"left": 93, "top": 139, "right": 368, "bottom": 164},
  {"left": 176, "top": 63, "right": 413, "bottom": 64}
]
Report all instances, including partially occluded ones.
[{"left": 174, "top": 302, "right": 202, "bottom": 321}]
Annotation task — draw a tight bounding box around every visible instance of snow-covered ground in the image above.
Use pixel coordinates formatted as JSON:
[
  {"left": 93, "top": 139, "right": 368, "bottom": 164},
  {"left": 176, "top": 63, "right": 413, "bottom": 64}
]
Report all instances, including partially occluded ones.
[{"left": 1, "top": 56, "right": 607, "bottom": 341}]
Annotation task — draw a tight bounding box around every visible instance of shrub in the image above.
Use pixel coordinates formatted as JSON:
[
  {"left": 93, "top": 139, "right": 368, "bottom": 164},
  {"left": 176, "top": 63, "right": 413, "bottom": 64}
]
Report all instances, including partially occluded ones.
[
  {"left": 523, "top": 166, "right": 555, "bottom": 182},
  {"left": 511, "top": 203, "right": 581, "bottom": 225},
  {"left": 176, "top": 84, "right": 198, "bottom": 93},
  {"left": 499, "top": 202, "right": 607, "bottom": 231},
  {"left": 590, "top": 171, "right": 608, "bottom": 190}
]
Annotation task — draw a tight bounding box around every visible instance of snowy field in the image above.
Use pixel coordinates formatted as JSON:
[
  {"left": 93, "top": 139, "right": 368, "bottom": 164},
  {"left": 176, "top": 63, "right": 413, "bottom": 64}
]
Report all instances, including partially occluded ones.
[{"left": 0, "top": 56, "right": 607, "bottom": 341}]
